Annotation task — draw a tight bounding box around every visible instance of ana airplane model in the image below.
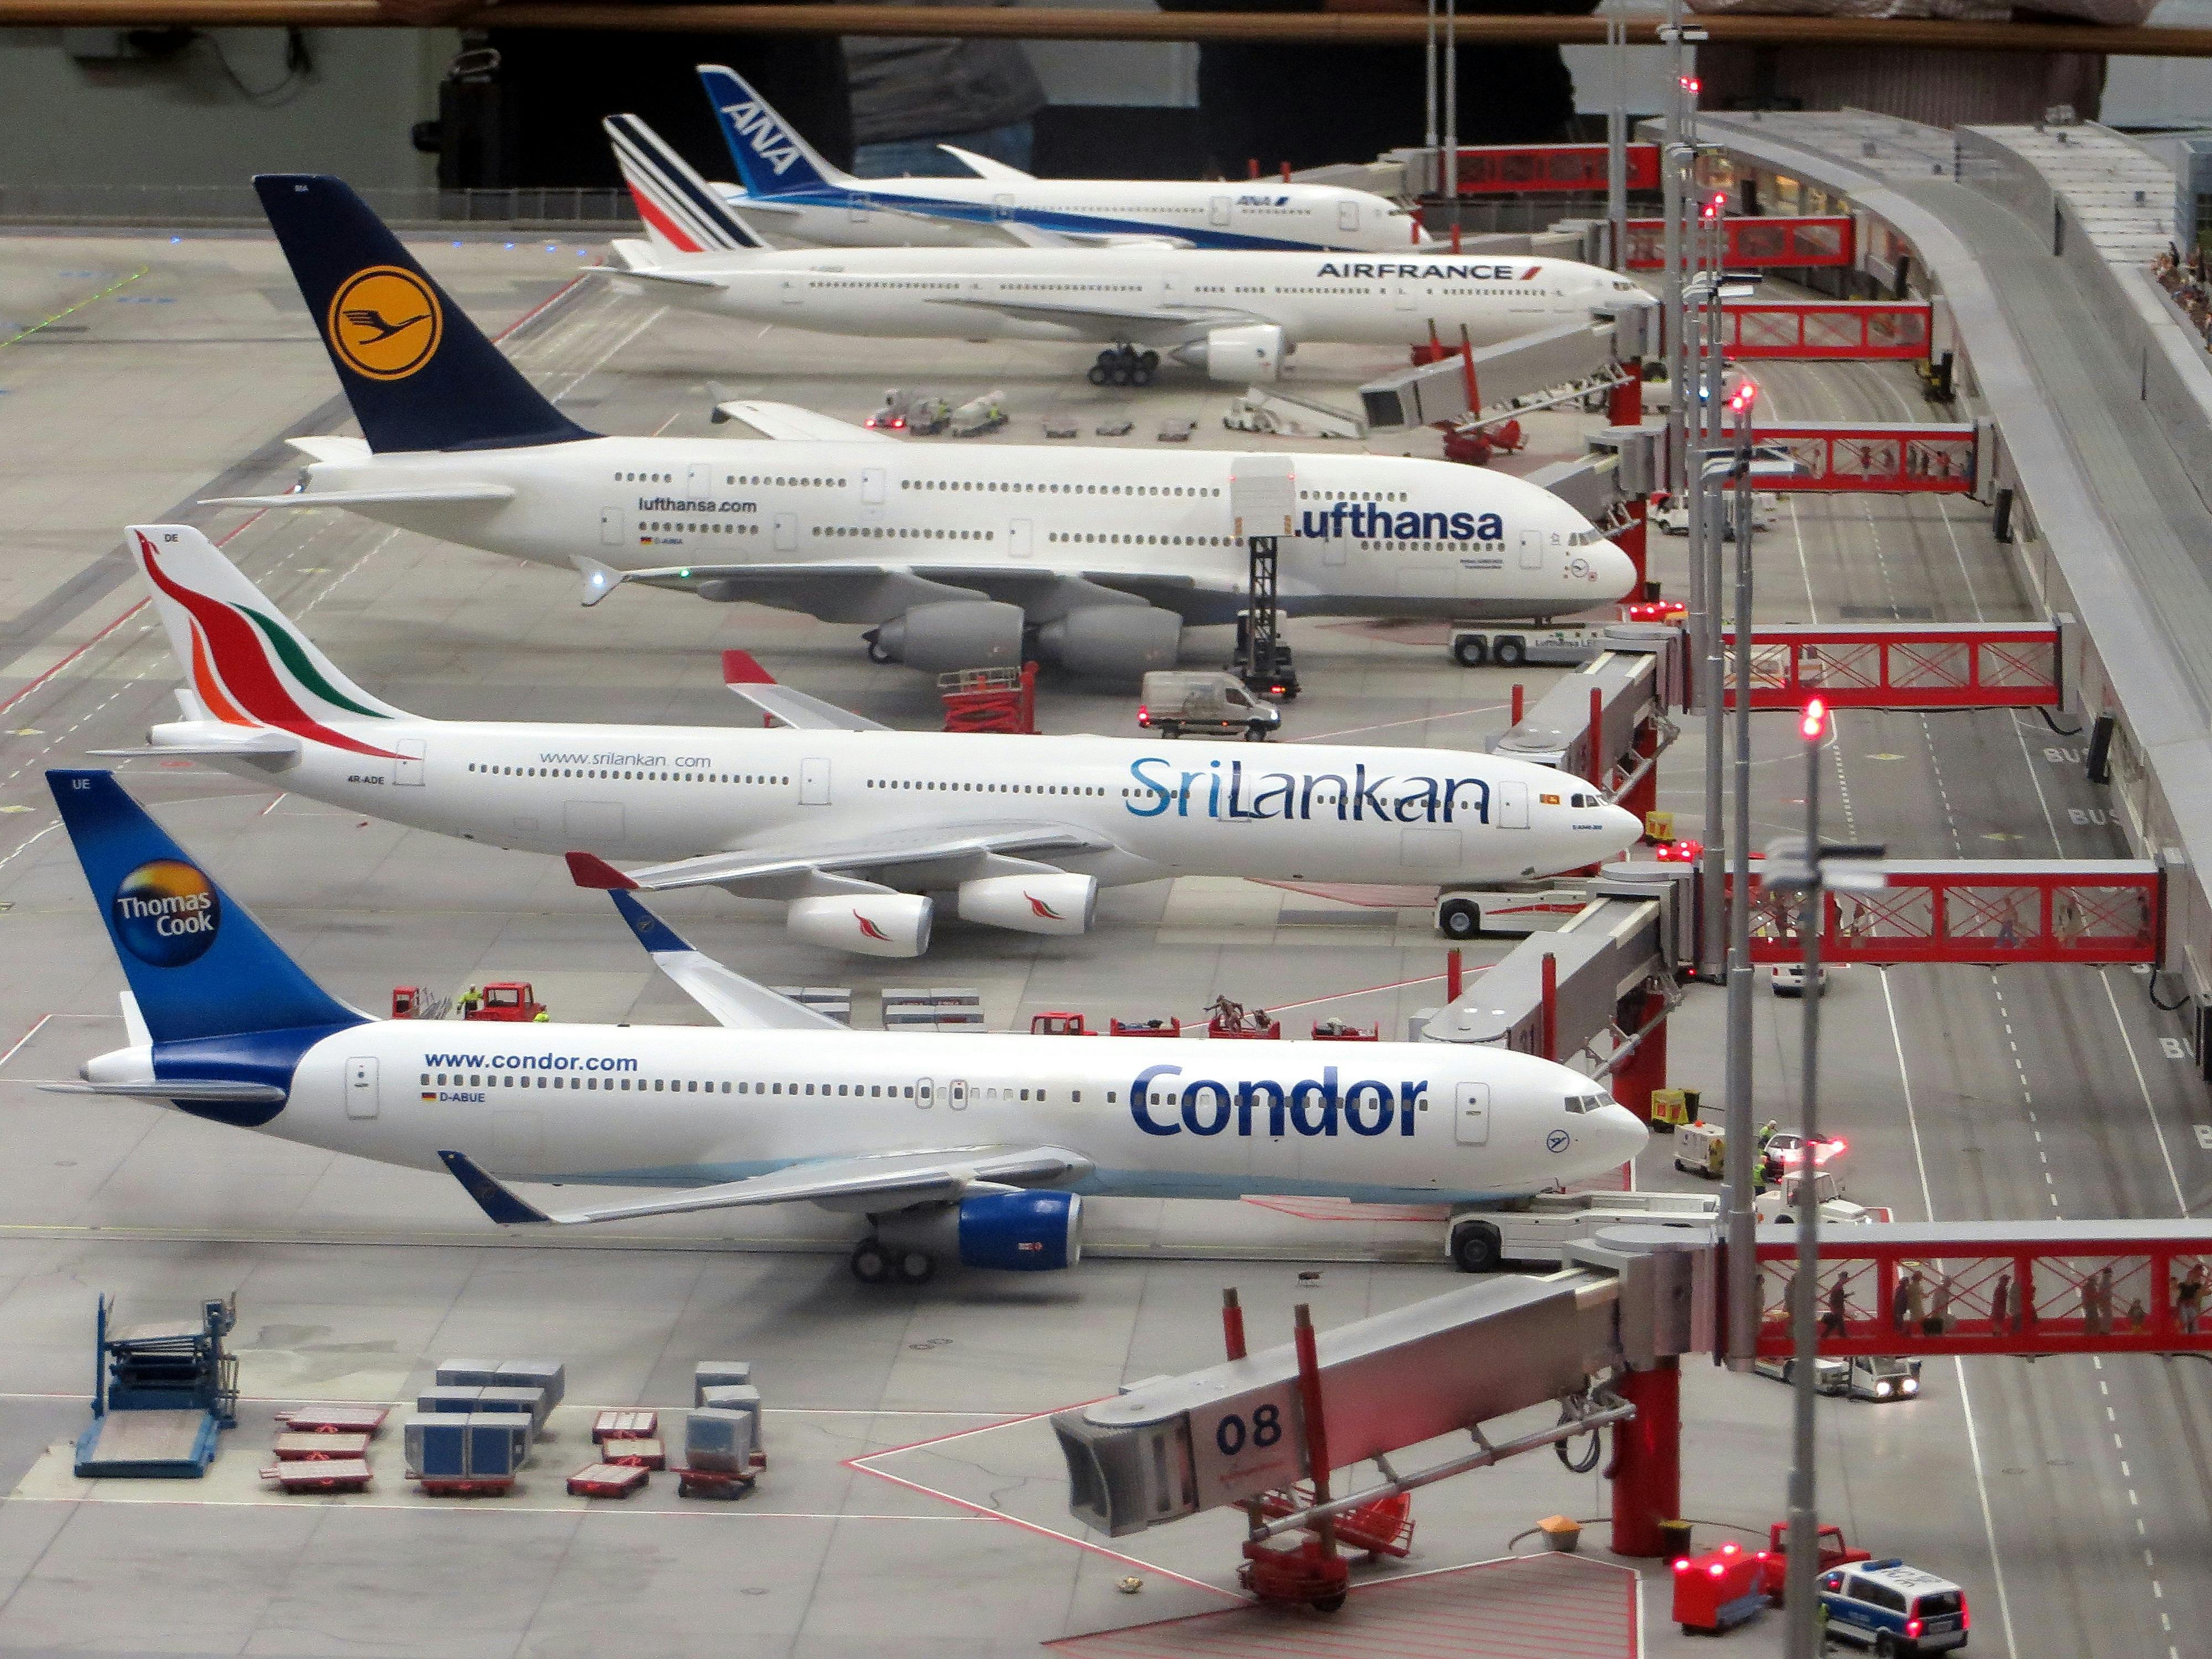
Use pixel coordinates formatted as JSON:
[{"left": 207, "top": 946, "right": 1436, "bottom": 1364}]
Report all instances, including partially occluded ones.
[
  {"left": 104, "top": 525, "right": 1642, "bottom": 958},
  {"left": 45, "top": 768, "right": 1648, "bottom": 1284},
  {"left": 606, "top": 111, "right": 1647, "bottom": 388},
  {"left": 208, "top": 175, "right": 1637, "bottom": 677},
  {"left": 695, "top": 64, "right": 1429, "bottom": 254}
]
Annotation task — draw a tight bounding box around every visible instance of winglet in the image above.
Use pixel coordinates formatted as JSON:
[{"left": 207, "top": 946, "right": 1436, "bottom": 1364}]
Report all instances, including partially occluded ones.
[
  {"left": 437, "top": 1151, "right": 551, "bottom": 1224},
  {"left": 721, "top": 649, "right": 775, "bottom": 686},
  {"left": 566, "top": 851, "right": 638, "bottom": 891},
  {"left": 608, "top": 888, "right": 693, "bottom": 954},
  {"left": 573, "top": 556, "right": 627, "bottom": 608}
]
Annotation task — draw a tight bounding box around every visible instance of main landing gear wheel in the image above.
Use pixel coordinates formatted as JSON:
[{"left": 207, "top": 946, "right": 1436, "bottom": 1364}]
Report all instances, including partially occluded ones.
[
  {"left": 1089, "top": 346, "right": 1153, "bottom": 388},
  {"left": 895, "top": 1249, "right": 936, "bottom": 1286},
  {"left": 850, "top": 1238, "right": 892, "bottom": 1285}
]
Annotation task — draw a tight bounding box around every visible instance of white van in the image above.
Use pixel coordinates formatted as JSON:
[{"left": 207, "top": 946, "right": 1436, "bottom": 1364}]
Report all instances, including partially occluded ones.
[{"left": 1136, "top": 672, "right": 1282, "bottom": 741}]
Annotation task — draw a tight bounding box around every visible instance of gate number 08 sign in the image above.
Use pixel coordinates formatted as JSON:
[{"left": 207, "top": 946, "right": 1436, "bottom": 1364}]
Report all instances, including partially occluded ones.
[{"left": 1187, "top": 1384, "right": 1307, "bottom": 1507}]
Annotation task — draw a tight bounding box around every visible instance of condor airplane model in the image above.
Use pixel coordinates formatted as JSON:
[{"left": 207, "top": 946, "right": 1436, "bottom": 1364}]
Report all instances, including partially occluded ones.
[
  {"left": 208, "top": 175, "right": 1636, "bottom": 676},
  {"left": 45, "top": 769, "right": 1647, "bottom": 1283},
  {"left": 605, "top": 112, "right": 1645, "bottom": 387},
  {"left": 696, "top": 64, "right": 1427, "bottom": 254},
  {"left": 103, "top": 526, "right": 1641, "bottom": 958}
]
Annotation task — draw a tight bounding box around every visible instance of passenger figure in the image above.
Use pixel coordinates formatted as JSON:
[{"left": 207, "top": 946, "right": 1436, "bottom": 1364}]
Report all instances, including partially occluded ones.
[
  {"left": 1926, "top": 1275, "right": 1953, "bottom": 1338},
  {"left": 2098, "top": 1267, "right": 2117, "bottom": 1335},
  {"left": 1822, "top": 1279, "right": 1850, "bottom": 1340},
  {"left": 1896, "top": 1267, "right": 1927, "bottom": 1334},
  {"left": 2176, "top": 1263, "right": 2205, "bottom": 1335}
]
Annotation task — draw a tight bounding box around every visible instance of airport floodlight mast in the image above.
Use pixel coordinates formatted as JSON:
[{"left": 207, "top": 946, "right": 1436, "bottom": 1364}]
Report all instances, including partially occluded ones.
[
  {"left": 1761, "top": 714, "right": 1886, "bottom": 1659},
  {"left": 1606, "top": 0, "right": 1629, "bottom": 272}
]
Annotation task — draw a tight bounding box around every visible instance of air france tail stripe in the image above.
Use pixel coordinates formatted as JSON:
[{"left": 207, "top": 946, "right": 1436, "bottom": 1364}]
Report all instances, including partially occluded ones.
[
  {"left": 606, "top": 117, "right": 755, "bottom": 252},
  {"left": 607, "top": 124, "right": 727, "bottom": 254}
]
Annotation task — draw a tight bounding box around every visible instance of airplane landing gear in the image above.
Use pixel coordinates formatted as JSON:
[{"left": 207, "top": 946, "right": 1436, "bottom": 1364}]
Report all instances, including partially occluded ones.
[
  {"left": 849, "top": 1235, "right": 936, "bottom": 1286},
  {"left": 1088, "top": 346, "right": 1159, "bottom": 388}
]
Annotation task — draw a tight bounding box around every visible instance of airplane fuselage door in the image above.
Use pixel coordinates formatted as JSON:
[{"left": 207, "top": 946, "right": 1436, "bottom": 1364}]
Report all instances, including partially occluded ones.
[
  {"left": 1009, "top": 518, "right": 1032, "bottom": 559},
  {"left": 346, "top": 1057, "right": 379, "bottom": 1120},
  {"left": 848, "top": 192, "right": 872, "bottom": 223},
  {"left": 916, "top": 1077, "right": 935, "bottom": 1109},
  {"left": 950, "top": 1078, "right": 969, "bottom": 1109},
  {"left": 599, "top": 507, "right": 625, "bottom": 546},
  {"left": 1209, "top": 195, "right": 1230, "bottom": 227},
  {"left": 1517, "top": 529, "right": 1544, "bottom": 569},
  {"left": 1454, "top": 1081, "right": 1490, "bottom": 1145},
  {"left": 393, "top": 739, "right": 425, "bottom": 786},
  {"left": 780, "top": 276, "right": 805, "bottom": 306},
  {"left": 800, "top": 757, "right": 831, "bottom": 805},
  {"left": 687, "top": 463, "right": 715, "bottom": 495},
  {"left": 861, "top": 467, "right": 886, "bottom": 505},
  {"left": 993, "top": 193, "right": 1016, "bottom": 221},
  {"left": 774, "top": 511, "right": 797, "bottom": 551},
  {"left": 1495, "top": 781, "right": 1530, "bottom": 828},
  {"left": 1338, "top": 199, "right": 1360, "bottom": 233}
]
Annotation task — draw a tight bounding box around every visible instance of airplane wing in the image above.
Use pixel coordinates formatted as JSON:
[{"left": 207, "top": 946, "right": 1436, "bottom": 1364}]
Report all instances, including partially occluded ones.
[
  {"left": 43, "top": 1078, "right": 288, "bottom": 1104},
  {"left": 604, "top": 889, "right": 846, "bottom": 1031},
  {"left": 566, "top": 822, "right": 1113, "bottom": 898},
  {"left": 440, "top": 1144, "right": 1094, "bottom": 1225},
  {"left": 288, "top": 436, "right": 369, "bottom": 463},
  {"left": 202, "top": 484, "right": 515, "bottom": 509},
  {"left": 936, "top": 145, "right": 1035, "bottom": 181},
  {"left": 710, "top": 399, "right": 895, "bottom": 443},
  {"left": 721, "top": 649, "right": 887, "bottom": 731},
  {"left": 994, "top": 221, "right": 1191, "bottom": 252}
]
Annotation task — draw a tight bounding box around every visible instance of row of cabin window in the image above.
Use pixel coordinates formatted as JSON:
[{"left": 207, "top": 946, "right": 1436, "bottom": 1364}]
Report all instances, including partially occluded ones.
[
  {"left": 613, "top": 472, "right": 846, "bottom": 487},
  {"left": 467, "top": 765, "right": 790, "bottom": 783},
  {"left": 869, "top": 780, "right": 1105, "bottom": 796},
  {"left": 901, "top": 481, "right": 1222, "bottom": 497},
  {"left": 423, "top": 1070, "right": 1088, "bottom": 1103}
]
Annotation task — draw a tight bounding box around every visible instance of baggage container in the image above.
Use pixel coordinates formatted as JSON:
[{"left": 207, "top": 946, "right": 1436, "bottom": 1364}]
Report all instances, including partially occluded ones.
[
  {"left": 405, "top": 1413, "right": 468, "bottom": 1480},
  {"left": 685, "top": 1407, "right": 756, "bottom": 1473},
  {"left": 465, "top": 1413, "right": 528, "bottom": 1477},
  {"left": 693, "top": 1361, "right": 752, "bottom": 1402},
  {"left": 494, "top": 1359, "right": 565, "bottom": 1410},
  {"left": 417, "top": 1385, "right": 482, "bottom": 1414},
  {"left": 434, "top": 1359, "right": 502, "bottom": 1390},
  {"left": 476, "top": 1386, "right": 550, "bottom": 1431},
  {"left": 699, "top": 1384, "right": 762, "bottom": 1446}
]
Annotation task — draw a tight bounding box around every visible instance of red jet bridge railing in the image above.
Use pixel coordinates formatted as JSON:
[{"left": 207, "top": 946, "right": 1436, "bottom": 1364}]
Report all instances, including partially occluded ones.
[
  {"left": 1719, "top": 623, "right": 2059, "bottom": 710},
  {"left": 1752, "top": 1221, "right": 2212, "bottom": 1360},
  {"left": 1729, "top": 859, "right": 2163, "bottom": 966},
  {"left": 1745, "top": 424, "right": 1979, "bottom": 493},
  {"left": 1442, "top": 142, "right": 1661, "bottom": 194},
  {"left": 1626, "top": 216, "right": 1854, "bottom": 270},
  {"left": 1718, "top": 300, "right": 1933, "bottom": 361}
]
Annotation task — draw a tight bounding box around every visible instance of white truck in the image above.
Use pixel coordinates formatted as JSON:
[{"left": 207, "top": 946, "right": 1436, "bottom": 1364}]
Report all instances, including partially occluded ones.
[
  {"left": 1136, "top": 671, "right": 1282, "bottom": 741},
  {"left": 1448, "top": 1190, "right": 1720, "bottom": 1272},
  {"left": 1448, "top": 623, "right": 1619, "bottom": 669}
]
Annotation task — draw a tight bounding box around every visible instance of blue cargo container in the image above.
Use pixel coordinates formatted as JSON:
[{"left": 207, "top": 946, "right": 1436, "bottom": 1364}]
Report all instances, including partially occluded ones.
[
  {"left": 496, "top": 1360, "right": 565, "bottom": 1410},
  {"left": 417, "top": 1385, "right": 482, "bottom": 1414},
  {"left": 465, "top": 1414, "right": 526, "bottom": 1478},
  {"left": 694, "top": 1361, "right": 752, "bottom": 1403},
  {"left": 685, "top": 1407, "right": 755, "bottom": 1472},
  {"left": 476, "top": 1386, "right": 549, "bottom": 1431},
  {"left": 405, "top": 1413, "right": 468, "bottom": 1479}
]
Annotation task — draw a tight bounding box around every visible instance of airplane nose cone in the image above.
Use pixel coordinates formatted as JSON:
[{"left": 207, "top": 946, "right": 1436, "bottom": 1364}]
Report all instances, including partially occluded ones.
[
  {"left": 1597, "top": 1103, "right": 1650, "bottom": 1166},
  {"left": 1587, "top": 539, "right": 1638, "bottom": 603},
  {"left": 1603, "top": 801, "right": 1644, "bottom": 855}
]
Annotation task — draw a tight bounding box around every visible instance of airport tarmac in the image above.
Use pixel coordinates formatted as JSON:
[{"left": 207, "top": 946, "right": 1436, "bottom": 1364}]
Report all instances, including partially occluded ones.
[{"left": 0, "top": 229, "right": 2202, "bottom": 1657}]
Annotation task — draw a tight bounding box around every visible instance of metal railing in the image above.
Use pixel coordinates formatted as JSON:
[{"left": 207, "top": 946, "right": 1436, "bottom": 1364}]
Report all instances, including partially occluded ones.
[{"left": 0, "top": 182, "right": 637, "bottom": 229}]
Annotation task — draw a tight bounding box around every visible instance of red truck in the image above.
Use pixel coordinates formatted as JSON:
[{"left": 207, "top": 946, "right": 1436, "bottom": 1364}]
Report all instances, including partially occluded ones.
[{"left": 1763, "top": 1522, "right": 1871, "bottom": 1605}]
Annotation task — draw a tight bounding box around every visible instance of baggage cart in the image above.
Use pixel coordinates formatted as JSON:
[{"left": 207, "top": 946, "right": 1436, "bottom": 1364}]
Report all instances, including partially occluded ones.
[
  {"left": 601, "top": 1437, "right": 665, "bottom": 1470},
  {"left": 568, "top": 1461, "right": 650, "bottom": 1499},
  {"left": 262, "top": 1457, "right": 372, "bottom": 1494},
  {"left": 274, "top": 1431, "right": 372, "bottom": 1461},
  {"left": 593, "top": 1408, "right": 658, "bottom": 1443},
  {"left": 280, "top": 1405, "right": 388, "bottom": 1436},
  {"left": 672, "top": 1463, "right": 759, "bottom": 1500}
]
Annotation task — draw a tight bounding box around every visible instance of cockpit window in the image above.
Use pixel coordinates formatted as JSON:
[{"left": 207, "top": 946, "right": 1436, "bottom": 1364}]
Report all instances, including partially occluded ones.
[
  {"left": 1566, "top": 527, "right": 1606, "bottom": 548},
  {"left": 1564, "top": 1093, "right": 1608, "bottom": 1114},
  {"left": 1571, "top": 792, "right": 1599, "bottom": 808}
]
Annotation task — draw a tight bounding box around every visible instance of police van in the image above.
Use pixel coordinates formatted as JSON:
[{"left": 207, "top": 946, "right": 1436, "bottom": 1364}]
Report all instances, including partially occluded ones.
[{"left": 1817, "top": 1559, "right": 1969, "bottom": 1654}]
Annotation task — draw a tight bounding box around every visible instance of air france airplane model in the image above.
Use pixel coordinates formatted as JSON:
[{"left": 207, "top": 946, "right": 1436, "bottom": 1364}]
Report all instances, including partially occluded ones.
[
  {"left": 696, "top": 64, "right": 1428, "bottom": 254},
  {"left": 208, "top": 176, "right": 1637, "bottom": 676},
  {"left": 606, "top": 112, "right": 1647, "bottom": 388},
  {"left": 104, "top": 526, "right": 1642, "bottom": 958},
  {"left": 45, "top": 769, "right": 1648, "bottom": 1284}
]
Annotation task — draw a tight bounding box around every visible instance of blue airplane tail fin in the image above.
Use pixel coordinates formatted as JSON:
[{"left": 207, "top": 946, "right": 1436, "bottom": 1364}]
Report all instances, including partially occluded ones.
[
  {"left": 253, "top": 174, "right": 596, "bottom": 454},
  {"left": 698, "top": 63, "right": 844, "bottom": 196},
  {"left": 48, "top": 770, "right": 363, "bottom": 1046}
]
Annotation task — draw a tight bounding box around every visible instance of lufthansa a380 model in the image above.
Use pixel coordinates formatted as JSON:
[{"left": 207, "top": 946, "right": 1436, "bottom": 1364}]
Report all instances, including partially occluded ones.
[
  {"left": 607, "top": 112, "right": 1646, "bottom": 387},
  {"left": 695, "top": 64, "right": 1428, "bottom": 254},
  {"left": 105, "top": 526, "right": 1642, "bottom": 958},
  {"left": 211, "top": 176, "right": 1637, "bottom": 677},
  {"left": 46, "top": 769, "right": 1648, "bottom": 1284}
]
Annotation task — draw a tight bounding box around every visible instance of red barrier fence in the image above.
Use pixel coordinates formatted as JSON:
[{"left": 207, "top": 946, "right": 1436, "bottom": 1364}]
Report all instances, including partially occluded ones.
[
  {"left": 1720, "top": 623, "right": 2057, "bottom": 710},
  {"left": 1719, "top": 301, "right": 1932, "bottom": 360},
  {"left": 1746, "top": 423, "right": 1979, "bottom": 493},
  {"left": 1627, "top": 216, "right": 1855, "bottom": 270}
]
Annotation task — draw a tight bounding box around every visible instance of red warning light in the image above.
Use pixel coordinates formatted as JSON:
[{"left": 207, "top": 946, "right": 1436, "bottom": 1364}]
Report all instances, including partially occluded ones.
[
  {"left": 1653, "top": 838, "right": 1704, "bottom": 863},
  {"left": 1679, "top": 75, "right": 1702, "bottom": 94},
  {"left": 1801, "top": 696, "right": 1828, "bottom": 740}
]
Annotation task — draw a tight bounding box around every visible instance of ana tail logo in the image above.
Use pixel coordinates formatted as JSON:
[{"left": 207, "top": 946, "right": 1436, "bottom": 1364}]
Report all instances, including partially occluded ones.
[
  {"left": 327, "top": 265, "right": 443, "bottom": 382},
  {"left": 719, "top": 101, "right": 802, "bottom": 176},
  {"left": 856, "top": 912, "right": 892, "bottom": 942},
  {"left": 1025, "top": 893, "right": 1063, "bottom": 921},
  {"left": 112, "top": 858, "right": 221, "bottom": 967}
]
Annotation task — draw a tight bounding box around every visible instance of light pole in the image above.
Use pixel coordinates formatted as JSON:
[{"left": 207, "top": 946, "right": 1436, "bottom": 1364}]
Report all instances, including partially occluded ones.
[
  {"left": 1606, "top": 0, "right": 1627, "bottom": 271},
  {"left": 1762, "top": 745, "right": 1885, "bottom": 1658}
]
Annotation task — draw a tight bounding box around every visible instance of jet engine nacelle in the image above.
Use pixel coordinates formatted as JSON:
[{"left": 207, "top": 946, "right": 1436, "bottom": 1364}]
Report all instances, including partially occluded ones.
[
  {"left": 879, "top": 1192, "right": 1084, "bottom": 1272},
  {"left": 865, "top": 599, "right": 1024, "bottom": 674},
  {"left": 1034, "top": 606, "right": 1182, "bottom": 679},
  {"left": 957, "top": 872, "right": 1097, "bottom": 936},
  {"left": 786, "top": 893, "right": 932, "bottom": 958},
  {"left": 1176, "top": 323, "right": 1287, "bottom": 384}
]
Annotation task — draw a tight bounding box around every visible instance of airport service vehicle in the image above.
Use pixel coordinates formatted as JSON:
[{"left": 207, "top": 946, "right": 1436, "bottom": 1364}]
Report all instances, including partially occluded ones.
[
  {"left": 215, "top": 177, "right": 1637, "bottom": 677},
  {"left": 1771, "top": 961, "right": 1829, "bottom": 997},
  {"left": 1754, "top": 1170, "right": 1879, "bottom": 1225},
  {"left": 1817, "top": 1561, "right": 1969, "bottom": 1653},
  {"left": 1762, "top": 1524, "right": 1871, "bottom": 1606},
  {"left": 1675, "top": 1118, "right": 1726, "bottom": 1178},
  {"left": 1448, "top": 623, "right": 1619, "bottom": 669},
  {"left": 1651, "top": 491, "right": 1775, "bottom": 539},
  {"left": 43, "top": 769, "right": 1650, "bottom": 1285},
  {"left": 1433, "top": 880, "right": 1595, "bottom": 941},
  {"left": 948, "top": 392, "right": 1008, "bottom": 437},
  {"left": 106, "top": 526, "right": 1641, "bottom": 959},
  {"left": 1443, "top": 1188, "right": 1719, "bottom": 1272},
  {"left": 697, "top": 64, "right": 1427, "bottom": 255},
  {"left": 1755, "top": 1353, "right": 1923, "bottom": 1402},
  {"left": 603, "top": 114, "right": 1644, "bottom": 389},
  {"left": 1764, "top": 1129, "right": 1846, "bottom": 1189},
  {"left": 1135, "top": 671, "right": 1281, "bottom": 741}
]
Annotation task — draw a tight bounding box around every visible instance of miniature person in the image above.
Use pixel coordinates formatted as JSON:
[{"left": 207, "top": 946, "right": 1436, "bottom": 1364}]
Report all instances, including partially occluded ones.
[
  {"left": 1991, "top": 1269, "right": 2013, "bottom": 1336},
  {"left": 1927, "top": 1275, "right": 1954, "bottom": 1338},
  {"left": 1823, "top": 1278, "right": 1850, "bottom": 1340},
  {"left": 2178, "top": 1264, "right": 2205, "bottom": 1335},
  {"left": 1902, "top": 1268, "right": 1928, "bottom": 1333}
]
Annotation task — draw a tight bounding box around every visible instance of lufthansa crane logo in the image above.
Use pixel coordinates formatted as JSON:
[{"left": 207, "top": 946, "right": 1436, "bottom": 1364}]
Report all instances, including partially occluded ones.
[
  {"left": 326, "top": 265, "right": 443, "bottom": 381},
  {"left": 111, "top": 859, "right": 221, "bottom": 968}
]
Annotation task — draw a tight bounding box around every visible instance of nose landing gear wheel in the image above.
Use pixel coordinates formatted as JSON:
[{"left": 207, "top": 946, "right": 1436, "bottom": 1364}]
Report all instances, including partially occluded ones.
[{"left": 850, "top": 1238, "right": 891, "bottom": 1285}]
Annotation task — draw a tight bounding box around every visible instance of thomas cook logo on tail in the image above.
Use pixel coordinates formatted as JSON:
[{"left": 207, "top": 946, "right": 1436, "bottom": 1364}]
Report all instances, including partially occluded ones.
[
  {"left": 112, "top": 859, "right": 221, "bottom": 967},
  {"left": 327, "top": 265, "right": 442, "bottom": 381}
]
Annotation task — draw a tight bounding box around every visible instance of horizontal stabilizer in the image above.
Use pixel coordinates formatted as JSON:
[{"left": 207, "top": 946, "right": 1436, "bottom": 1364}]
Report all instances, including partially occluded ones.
[
  {"left": 41, "top": 1079, "right": 288, "bottom": 1104},
  {"left": 582, "top": 823, "right": 1107, "bottom": 898},
  {"left": 721, "top": 650, "right": 886, "bottom": 731},
  {"left": 935, "top": 144, "right": 1034, "bottom": 182},
  {"left": 202, "top": 484, "right": 515, "bottom": 510},
  {"left": 585, "top": 263, "right": 729, "bottom": 292},
  {"left": 91, "top": 731, "right": 301, "bottom": 761},
  {"left": 288, "top": 436, "right": 371, "bottom": 463}
]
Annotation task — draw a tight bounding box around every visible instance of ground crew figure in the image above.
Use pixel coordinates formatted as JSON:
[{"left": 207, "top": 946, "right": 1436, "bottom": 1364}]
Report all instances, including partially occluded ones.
[
  {"left": 533, "top": 1009, "right": 550, "bottom": 1023},
  {"left": 459, "top": 985, "right": 482, "bottom": 1017}
]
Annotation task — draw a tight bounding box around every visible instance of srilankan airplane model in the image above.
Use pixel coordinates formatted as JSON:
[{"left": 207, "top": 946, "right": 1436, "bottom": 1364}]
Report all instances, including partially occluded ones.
[
  {"left": 44, "top": 768, "right": 1648, "bottom": 1284},
  {"left": 604, "top": 111, "right": 1647, "bottom": 388},
  {"left": 694, "top": 64, "right": 1430, "bottom": 254},
  {"left": 104, "top": 525, "right": 1643, "bottom": 958},
  {"left": 207, "top": 175, "right": 1637, "bottom": 678}
]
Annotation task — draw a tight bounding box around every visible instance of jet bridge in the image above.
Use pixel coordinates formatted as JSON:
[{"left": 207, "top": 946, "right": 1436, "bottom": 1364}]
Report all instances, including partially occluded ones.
[{"left": 1360, "top": 301, "right": 1658, "bottom": 433}]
